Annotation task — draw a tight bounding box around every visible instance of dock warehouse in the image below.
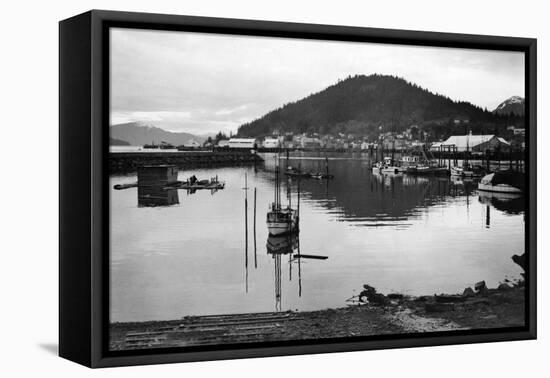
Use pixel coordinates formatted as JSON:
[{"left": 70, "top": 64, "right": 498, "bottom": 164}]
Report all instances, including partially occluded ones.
[
  {"left": 228, "top": 138, "right": 258, "bottom": 149},
  {"left": 431, "top": 134, "right": 511, "bottom": 152}
]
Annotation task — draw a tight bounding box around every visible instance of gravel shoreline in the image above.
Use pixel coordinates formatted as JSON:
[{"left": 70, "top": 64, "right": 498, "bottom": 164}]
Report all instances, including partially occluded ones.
[{"left": 110, "top": 282, "right": 524, "bottom": 351}]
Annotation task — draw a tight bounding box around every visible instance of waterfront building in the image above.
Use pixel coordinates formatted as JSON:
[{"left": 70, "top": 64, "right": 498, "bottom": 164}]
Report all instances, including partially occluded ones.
[
  {"left": 263, "top": 137, "right": 281, "bottom": 148},
  {"left": 432, "top": 133, "right": 511, "bottom": 152},
  {"left": 228, "top": 138, "right": 258, "bottom": 149},
  {"left": 217, "top": 139, "right": 229, "bottom": 148}
]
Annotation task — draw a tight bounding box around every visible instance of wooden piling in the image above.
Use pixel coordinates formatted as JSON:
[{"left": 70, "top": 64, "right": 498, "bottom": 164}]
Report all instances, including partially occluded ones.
[
  {"left": 244, "top": 173, "right": 249, "bottom": 293},
  {"left": 254, "top": 187, "right": 257, "bottom": 269}
]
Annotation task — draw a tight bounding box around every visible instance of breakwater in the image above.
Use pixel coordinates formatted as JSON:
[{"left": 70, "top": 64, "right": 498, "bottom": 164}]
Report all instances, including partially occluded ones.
[{"left": 109, "top": 151, "right": 263, "bottom": 174}]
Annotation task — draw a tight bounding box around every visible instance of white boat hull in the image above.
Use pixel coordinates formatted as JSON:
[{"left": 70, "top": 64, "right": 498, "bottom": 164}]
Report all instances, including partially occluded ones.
[
  {"left": 478, "top": 182, "right": 522, "bottom": 194},
  {"left": 373, "top": 166, "right": 400, "bottom": 174},
  {"left": 267, "top": 221, "right": 297, "bottom": 236},
  {"left": 451, "top": 167, "right": 474, "bottom": 177}
]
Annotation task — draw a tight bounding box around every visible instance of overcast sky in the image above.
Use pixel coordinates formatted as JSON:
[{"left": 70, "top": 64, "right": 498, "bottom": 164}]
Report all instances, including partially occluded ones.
[{"left": 110, "top": 28, "right": 525, "bottom": 135}]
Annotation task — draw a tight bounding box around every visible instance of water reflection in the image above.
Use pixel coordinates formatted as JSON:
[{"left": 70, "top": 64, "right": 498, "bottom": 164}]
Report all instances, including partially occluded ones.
[
  {"left": 138, "top": 185, "right": 179, "bottom": 207},
  {"left": 266, "top": 233, "right": 301, "bottom": 311},
  {"left": 478, "top": 191, "right": 525, "bottom": 215},
  {"left": 137, "top": 165, "right": 180, "bottom": 207},
  {"left": 110, "top": 156, "right": 526, "bottom": 322}
]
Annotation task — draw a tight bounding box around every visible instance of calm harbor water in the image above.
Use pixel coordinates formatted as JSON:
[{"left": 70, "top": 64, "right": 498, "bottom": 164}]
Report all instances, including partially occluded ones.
[{"left": 110, "top": 153, "right": 525, "bottom": 322}]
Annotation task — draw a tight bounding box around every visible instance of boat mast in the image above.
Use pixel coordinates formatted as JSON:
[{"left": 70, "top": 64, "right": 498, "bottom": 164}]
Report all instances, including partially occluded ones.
[
  {"left": 297, "top": 163, "right": 301, "bottom": 218},
  {"left": 287, "top": 174, "right": 291, "bottom": 209},
  {"left": 466, "top": 131, "right": 470, "bottom": 166},
  {"left": 274, "top": 153, "right": 281, "bottom": 209}
]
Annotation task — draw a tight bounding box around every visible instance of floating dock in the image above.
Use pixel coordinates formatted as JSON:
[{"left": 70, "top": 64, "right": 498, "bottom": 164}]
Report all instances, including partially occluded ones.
[{"left": 113, "top": 165, "right": 226, "bottom": 192}]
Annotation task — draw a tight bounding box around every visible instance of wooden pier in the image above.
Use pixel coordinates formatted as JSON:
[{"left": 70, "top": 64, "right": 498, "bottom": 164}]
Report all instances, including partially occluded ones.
[
  {"left": 109, "top": 150, "right": 263, "bottom": 173},
  {"left": 115, "top": 312, "right": 301, "bottom": 350}
]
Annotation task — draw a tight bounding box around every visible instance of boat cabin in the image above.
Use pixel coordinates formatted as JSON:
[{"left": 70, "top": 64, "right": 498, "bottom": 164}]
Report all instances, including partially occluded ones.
[{"left": 401, "top": 155, "right": 420, "bottom": 164}]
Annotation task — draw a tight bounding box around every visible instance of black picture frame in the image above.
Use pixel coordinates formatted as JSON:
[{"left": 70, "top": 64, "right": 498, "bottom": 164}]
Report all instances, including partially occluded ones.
[{"left": 59, "top": 9, "right": 537, "bottom": 368}]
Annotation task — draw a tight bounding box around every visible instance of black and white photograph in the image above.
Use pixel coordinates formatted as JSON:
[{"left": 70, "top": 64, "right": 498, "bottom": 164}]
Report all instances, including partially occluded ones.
[
  {"left": 107, "top": 27, "right": 529, "bottom": 351},
  {"left": 3, "top": 0, "right": 549, "bottom": 374}
]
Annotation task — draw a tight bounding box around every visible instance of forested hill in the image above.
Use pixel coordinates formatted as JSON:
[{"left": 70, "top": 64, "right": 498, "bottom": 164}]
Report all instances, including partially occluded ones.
[{"left": 237, "top": 74, "right": 516, "bottom": 138}]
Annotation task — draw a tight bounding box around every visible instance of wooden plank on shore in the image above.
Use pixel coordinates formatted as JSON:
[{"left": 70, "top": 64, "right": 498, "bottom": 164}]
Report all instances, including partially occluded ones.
[
  {"left": 183, "top": 311, "right": 292, "bottom": 318},
  {"left": 180, "top": 319, "right": 290, "bottom": 329},
  {"left": 181, "top": 313, "right": 294, "bottom": 323},
  {"left": 122, "top": 312, "right": 299, "bottom": 349}
]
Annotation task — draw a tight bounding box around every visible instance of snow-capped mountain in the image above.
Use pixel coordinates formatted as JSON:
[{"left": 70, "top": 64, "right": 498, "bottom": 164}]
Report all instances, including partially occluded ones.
[{"left": 493, "top": 96, "right": 525, "bottom": 116}]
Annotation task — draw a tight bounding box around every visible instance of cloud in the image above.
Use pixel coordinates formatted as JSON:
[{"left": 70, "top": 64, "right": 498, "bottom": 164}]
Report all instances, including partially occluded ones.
[{"left": 110, "top": 28, "right": 525, "bottom": 134}]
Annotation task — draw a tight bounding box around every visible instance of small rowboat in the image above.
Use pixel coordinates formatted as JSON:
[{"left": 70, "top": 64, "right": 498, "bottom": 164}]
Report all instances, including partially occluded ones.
[{"left": 174, "top": 181, "right": 225, "bottom": 190}]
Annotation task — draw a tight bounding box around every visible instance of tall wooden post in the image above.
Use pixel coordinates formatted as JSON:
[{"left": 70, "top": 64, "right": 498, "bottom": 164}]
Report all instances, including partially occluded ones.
[
  {"left": 244, "top": 172, "right": 248, "bottom": 293},
  {"left": 253, "top": 187, "right": 257, "bottom": 269}
]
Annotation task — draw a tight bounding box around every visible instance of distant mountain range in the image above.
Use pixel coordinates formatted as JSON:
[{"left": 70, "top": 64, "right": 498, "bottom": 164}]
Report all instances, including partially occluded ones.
[
  {"left": 493, "top": 96, "right": 525, "bottom": 116},
  {"left": 110, "top": 76, "right": 524, "bottom": 145},
  {"left": 237, "top": 74, "right": 521, "bottom": 138},
  {"left": 109, "top": 137, "right": 130, "bottom": 146},
  {"left": 110, "top": 122, "right": 204, "bottom": 146}
]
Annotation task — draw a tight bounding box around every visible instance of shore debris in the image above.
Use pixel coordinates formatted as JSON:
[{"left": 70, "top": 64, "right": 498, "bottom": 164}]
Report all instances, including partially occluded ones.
[
  {"left": 359, "top": 285, "right": 390, "bottom": 306},
  {"left": 388, "top": 308, "right": 464, "bottom": 333},
  {"left": 498, "top": 283, "right": 512, "bottom": 291},
  {"left": 110, "top": 275, "right": 525, "bottom": 351},
  {"left": 353, "top": 268, "right": 525, "bottom": 326},
  {"left": 512, "top": 253, "right": 526, "bottom": 270},
  {"left": 387, "top": 293, "right": 404, "bottom": 300},
  {"left": 475, "top": 281, "right": 489, "bottom": 296}
]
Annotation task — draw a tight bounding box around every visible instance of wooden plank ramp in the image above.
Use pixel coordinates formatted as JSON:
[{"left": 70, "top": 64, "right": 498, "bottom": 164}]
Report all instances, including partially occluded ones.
[{"left": 123, "top": 312, "right": 299, "bottom": 349}]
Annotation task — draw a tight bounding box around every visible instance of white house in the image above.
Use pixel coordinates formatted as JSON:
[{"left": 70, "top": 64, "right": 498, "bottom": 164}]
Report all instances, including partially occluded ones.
[
  {"left": 263, "top": 137, "right": 280, "bottom": 148},
  {"left": 228, "top": 138, "right": 257, "bottom": 149},
  {"left": 513, "top": 128, "right": 526, "bottom": 136}
]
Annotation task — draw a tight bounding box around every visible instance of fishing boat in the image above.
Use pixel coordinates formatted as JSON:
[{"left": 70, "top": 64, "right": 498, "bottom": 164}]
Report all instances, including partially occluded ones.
[
  {"left": 143, "top": 140, "right": 160, "bottom": 149},
  {"left": 267, "top": 157, "right": 299, "bottom": 236},
  {"left": 398, "top": 155, "right": 421, "bottom": 172},
  {"left": 285, "top": 166, "right": 311, "bottom": 178},
  {"left": 478, "top": 171, "right": 524, "bottom": 194},
  {"left": 450, "top": 132, "right": 485, "bottom": 178},
  {"left": 372, "top": 156, "right": 401, "bottom": 174},
  {"left": 406, "top": 164, "right": 434, "bottom": 175},
  {"left": 401, "top": 147, "right": 449, "bottom": 175},
  {"left": 267, "top": 205, "right": 298, "bottom": 236},
  {"left": 159, "top": 141, "right": 175, "bottom": 149},
  {"left": 451, "top": 163, "right": 487, "bottom": 178},
  {"left": 285, "top": 157, "right": 334, "bottom": 179},
  {"left": 451, "top": 164, "right": 474, "bottom": 177},
  {"left": 310, "top": 157, "right": 335, "bottom": 179}
]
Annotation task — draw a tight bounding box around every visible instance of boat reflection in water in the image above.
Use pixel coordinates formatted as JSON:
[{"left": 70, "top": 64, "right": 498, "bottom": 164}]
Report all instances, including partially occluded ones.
[
  {"left": 266, "top": 233, "right": 301, "bottom": 312},
  {"left": 110, "top": 157, "right": 526, "bottom": 323},
  {"left": 449, "top": 175, "right": 477, "bottom": 197},
  {"left": 478, "top": 190, "right": 525, "bottom": 215}
]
